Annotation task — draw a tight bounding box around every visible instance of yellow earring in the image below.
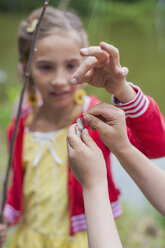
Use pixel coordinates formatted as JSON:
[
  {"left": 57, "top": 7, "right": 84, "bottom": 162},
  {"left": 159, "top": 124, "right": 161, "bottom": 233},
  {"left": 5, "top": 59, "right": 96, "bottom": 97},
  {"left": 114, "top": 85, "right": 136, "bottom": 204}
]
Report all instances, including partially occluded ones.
[
  {"left": 27, "top": 92, "right": 38, "bottom": 107},
  {"left": 74, "top": 89, "right": 86, "bottom": 106}
]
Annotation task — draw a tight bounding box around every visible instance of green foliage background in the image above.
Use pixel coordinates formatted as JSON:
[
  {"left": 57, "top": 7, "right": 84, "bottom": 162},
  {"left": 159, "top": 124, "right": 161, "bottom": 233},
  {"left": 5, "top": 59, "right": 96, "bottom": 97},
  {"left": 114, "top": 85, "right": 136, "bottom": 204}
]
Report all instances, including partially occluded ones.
[
  {"left": 0, "top": 0, "right": 158, "bottom": 14},
  {"left": 0, "top": 0, "right": 94, "bottom": 14}
]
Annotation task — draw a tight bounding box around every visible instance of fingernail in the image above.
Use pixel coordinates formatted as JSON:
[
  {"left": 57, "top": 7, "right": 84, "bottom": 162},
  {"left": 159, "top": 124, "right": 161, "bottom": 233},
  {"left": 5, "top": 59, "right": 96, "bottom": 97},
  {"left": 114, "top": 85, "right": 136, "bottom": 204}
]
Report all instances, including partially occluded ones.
[
  {"left": 70, "top": 77, "right": 78, "bottom": 84},
  {"left": 80, "top": 48, "right": 88, "bottom": 55}
]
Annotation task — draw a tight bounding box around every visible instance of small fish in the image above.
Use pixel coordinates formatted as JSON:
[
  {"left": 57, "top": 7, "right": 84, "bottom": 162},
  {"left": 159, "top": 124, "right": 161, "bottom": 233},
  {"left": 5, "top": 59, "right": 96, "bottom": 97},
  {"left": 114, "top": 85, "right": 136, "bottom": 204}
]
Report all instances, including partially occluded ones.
[{"left": 76, "top": 118, "right": 84, "bottom": 137}]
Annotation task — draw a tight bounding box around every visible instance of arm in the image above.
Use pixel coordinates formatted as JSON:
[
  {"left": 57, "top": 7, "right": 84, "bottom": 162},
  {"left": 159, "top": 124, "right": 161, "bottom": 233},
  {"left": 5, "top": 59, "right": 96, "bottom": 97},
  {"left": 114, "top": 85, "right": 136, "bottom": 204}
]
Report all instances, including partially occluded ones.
[
  {"left": 112, "top": 84, "right": 165, "bottom": 158},
  {"left": 83, "top": 184, "right": 122, "bottom": 248},
  {"left": 70, "top": 41, "right": 165, "bottom": 158},
  {"left": 67, "top": 125, "right": 122, "bottom": 248},
  {"left": 114, "top": 144, "right": 165, "bottom": 216},
  {"left": 83, "top": 103, "right": 165, "bottom": 216}
]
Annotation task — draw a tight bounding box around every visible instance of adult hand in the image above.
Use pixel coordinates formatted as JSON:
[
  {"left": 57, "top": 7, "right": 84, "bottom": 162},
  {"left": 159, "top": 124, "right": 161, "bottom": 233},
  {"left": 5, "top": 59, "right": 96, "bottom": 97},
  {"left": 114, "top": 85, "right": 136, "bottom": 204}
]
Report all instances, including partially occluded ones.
[{"left": 83, "top": 103, "right": 131, "bottom": 154}]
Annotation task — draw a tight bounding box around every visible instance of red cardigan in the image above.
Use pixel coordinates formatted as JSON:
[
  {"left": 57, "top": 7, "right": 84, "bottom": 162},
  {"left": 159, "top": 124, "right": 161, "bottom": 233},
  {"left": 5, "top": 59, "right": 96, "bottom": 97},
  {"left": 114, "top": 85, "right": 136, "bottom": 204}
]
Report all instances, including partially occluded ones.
[{"left": 4, "top": 92, "right": 165, "bottom": 234}]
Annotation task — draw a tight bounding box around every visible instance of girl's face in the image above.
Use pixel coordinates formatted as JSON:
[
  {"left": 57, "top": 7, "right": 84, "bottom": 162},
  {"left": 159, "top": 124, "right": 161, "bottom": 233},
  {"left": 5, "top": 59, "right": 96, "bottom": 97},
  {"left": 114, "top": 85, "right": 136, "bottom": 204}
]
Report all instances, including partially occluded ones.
[{"left": 31, "top": 32, "right": 82, "bottom": 109}]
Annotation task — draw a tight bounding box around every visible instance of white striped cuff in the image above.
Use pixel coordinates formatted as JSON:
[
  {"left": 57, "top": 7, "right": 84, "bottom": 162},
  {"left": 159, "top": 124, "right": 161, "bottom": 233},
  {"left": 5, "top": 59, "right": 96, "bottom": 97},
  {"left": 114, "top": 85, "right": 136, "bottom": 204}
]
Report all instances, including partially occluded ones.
[
  {"left": 71, "top": 214, "right": 87, "bottom": 233},
  {"left": 112, "top": 83, "right": 149, "bottom": 118},
  {"left": 3, "top": 204, "right": 20, "bottom": 225},
  {"left": 111, "top": 200, "right": 123, "bottom": 219},
  {"left": 71, "top": 200, "right": 122, "bottom": 233}
]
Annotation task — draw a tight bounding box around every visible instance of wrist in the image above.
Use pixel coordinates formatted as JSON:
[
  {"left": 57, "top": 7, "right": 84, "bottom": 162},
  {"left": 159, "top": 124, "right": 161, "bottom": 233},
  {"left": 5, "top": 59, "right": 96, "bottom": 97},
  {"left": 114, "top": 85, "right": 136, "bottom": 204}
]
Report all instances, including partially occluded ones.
[
  {"left": 83, "top": 180, "right": 109, "bottom": 198},
  {"left": 113, "top": 142, "right": 134, "bottom": 159},
  {"left": 111, "top": 81, "right": 137, "bottom": 103}
]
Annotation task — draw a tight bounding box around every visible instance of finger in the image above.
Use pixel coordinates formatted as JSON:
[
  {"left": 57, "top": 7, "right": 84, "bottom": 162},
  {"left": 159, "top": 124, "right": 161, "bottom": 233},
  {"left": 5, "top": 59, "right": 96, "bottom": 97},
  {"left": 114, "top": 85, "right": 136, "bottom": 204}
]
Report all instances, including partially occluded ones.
[
  {"left": 76, "top": 70, "right": 93, "bottom": 85},
  {"left": 67, "top": 124, "right": 86, "bottom": 150},
  {"left": 100, "top": 42, "right": 120, "bottom": 65},
  {"left": 81, "top": 128, "right": 99, "bottom": 151},
  {"left": 83, "top": 114, "right": 112, "bottom": 133},
  {"left": 80, "top": 46, "right": 109, "bottom": 61},
  {"left": 67, "top": 124, "right": 78, "bottom": 149},
  {"left": 70, "top": 56, "right": 97, "bottom": 85},
  {"left": 85, "top": 103, "right": 119, "bottom": 120}
]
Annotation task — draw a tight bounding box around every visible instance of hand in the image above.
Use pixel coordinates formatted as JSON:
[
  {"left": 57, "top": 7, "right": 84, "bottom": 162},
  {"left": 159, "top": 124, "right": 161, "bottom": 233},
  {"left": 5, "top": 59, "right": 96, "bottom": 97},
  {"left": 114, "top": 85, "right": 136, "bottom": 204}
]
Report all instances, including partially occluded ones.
[
  {"left": 0, "top": 223, "right": 7, "bottom": 246},
  {"left": 71, "top": 42, "right": 136, "bottom": 102},
  {"left": 67, "top": 124, "right": 107, "bottom": 190},
  {"left": 83, "top": 103, "right": 131, "bottom": 154}
]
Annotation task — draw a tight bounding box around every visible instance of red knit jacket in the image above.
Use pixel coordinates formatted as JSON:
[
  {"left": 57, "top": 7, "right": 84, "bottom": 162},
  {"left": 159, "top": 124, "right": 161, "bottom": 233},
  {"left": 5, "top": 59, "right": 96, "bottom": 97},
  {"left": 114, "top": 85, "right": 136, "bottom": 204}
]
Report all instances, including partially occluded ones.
[{"left": 4, "top": 91, "right": 165, "bottom": 234}]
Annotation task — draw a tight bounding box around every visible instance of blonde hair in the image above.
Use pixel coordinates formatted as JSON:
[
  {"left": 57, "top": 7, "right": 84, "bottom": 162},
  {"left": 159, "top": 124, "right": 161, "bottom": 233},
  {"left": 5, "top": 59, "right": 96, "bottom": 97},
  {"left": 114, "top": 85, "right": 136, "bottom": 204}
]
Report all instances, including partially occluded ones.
[
  {"left": 18, "top": 6, "right": 88, "bottom": 63},
  {"left": 19, "top": 6, "right": 88, "bottom": 127}
]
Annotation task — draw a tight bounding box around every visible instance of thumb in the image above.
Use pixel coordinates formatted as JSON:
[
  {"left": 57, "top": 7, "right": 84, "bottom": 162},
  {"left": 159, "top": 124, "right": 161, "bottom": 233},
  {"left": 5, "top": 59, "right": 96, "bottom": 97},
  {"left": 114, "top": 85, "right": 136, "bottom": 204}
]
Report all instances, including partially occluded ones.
[{"left": 81, "top": 128, "right": 100, "bottom": 151}]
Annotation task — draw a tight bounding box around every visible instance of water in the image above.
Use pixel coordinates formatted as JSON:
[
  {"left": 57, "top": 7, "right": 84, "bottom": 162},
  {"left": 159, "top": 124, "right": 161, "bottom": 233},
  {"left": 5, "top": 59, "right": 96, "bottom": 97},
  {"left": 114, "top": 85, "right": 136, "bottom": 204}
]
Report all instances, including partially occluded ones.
[{"left": 111, "top": 154, "right": 165, "bottom": 210}]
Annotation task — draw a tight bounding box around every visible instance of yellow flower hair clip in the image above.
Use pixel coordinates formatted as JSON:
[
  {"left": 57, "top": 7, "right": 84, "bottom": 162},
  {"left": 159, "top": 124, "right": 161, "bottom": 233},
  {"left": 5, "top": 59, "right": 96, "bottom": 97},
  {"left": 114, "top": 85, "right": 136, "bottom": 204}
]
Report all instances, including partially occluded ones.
[{"left": 26, "top": 19, "right": 38, "bottom": 33}]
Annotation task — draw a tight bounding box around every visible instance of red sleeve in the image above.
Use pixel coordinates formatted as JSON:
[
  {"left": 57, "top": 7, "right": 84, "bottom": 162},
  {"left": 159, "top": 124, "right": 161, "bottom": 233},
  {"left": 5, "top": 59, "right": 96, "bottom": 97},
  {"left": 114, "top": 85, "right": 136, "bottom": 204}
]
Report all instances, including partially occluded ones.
[
  {"left": 112, "top": 83, "right": 165, "bottom": 158},
  {"left": 4, "top": 119, "right": 24, "bottom": 224},
  {"left": 126, "top": 96, "right": 165, "bottom": 158}
]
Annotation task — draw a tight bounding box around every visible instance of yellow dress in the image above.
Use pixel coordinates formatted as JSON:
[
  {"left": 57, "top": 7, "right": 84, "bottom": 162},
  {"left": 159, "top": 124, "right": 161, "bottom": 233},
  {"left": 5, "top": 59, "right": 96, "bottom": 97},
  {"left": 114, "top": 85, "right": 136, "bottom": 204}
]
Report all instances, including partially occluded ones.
[{"left": 11, "top": 128, "right": 88, "bottom": 248}]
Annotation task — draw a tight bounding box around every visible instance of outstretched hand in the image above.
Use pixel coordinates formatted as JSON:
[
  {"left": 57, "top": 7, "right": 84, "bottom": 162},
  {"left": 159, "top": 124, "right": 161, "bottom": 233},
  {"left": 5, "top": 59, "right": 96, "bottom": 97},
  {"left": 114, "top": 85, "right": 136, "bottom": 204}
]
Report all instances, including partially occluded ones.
[
  {"left": 83, "top": 103, "right": 131, "bottom": 154},
  {"left": 70, "top": 42, "right": 136, "bottom": 102},
  {"left": 67, "top": 124, "right": 107, "bottom": 190}
]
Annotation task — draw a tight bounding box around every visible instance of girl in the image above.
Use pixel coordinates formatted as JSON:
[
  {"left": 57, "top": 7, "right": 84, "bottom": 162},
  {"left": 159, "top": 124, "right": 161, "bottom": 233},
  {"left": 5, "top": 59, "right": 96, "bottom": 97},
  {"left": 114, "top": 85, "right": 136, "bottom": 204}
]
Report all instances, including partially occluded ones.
[{"left": 1, "top": 6, "right": 165, "bottom": 248}]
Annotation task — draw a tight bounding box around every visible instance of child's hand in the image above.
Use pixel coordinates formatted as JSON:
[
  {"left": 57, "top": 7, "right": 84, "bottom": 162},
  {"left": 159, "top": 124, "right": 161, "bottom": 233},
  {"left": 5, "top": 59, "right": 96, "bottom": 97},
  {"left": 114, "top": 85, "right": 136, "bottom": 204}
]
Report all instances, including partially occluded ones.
[
  {"left": 83, "top": 103, "right": 131, "bottom": 154},
  {"left": 71, "top": 41, "right": 136, "bottom": 102},
  {"left": 67, "top": 124, "right": 107, "bottom": 190},
  {"left": 0, "top": 223, "right": 8, "bottom": 246}
]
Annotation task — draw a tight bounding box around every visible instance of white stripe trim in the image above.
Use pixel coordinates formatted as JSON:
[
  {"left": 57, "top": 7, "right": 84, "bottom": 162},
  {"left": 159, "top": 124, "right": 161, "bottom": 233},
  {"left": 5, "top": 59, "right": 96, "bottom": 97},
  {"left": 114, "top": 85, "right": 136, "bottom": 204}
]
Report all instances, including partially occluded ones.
[
  {"left": 125, "top": 97, "right": 149, "bottom": 118},
  {"left": 124, "top": 96, "right": 147, "bottom": 114},
  {"left": 112, "top": 83, "right": 142, "bottom": 107},
  {"left": 73, "top": 223, "right": 87, "bottom": 233},
  {"left": 119, "top": 91, "right": 143, "bottom": 110},
  {"left": 111, "top": 200, "right": 123, "bottom": 218},
  {"left": 71, "top": 213, "right": 86, "bottom": 222},
  {"left": 3, "top": 204, "right": 20, "bottom": 224},
  {"left": 72, "top": 219, "right": 86, "bottom": 228}
]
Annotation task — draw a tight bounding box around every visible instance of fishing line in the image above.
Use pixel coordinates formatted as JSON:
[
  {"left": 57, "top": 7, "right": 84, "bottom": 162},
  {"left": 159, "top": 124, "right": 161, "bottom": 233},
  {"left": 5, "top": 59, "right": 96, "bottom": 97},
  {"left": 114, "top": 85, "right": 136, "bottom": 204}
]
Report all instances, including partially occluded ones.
[{"left": 86, "top": 0, "right": 99, "bottom": 33}]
